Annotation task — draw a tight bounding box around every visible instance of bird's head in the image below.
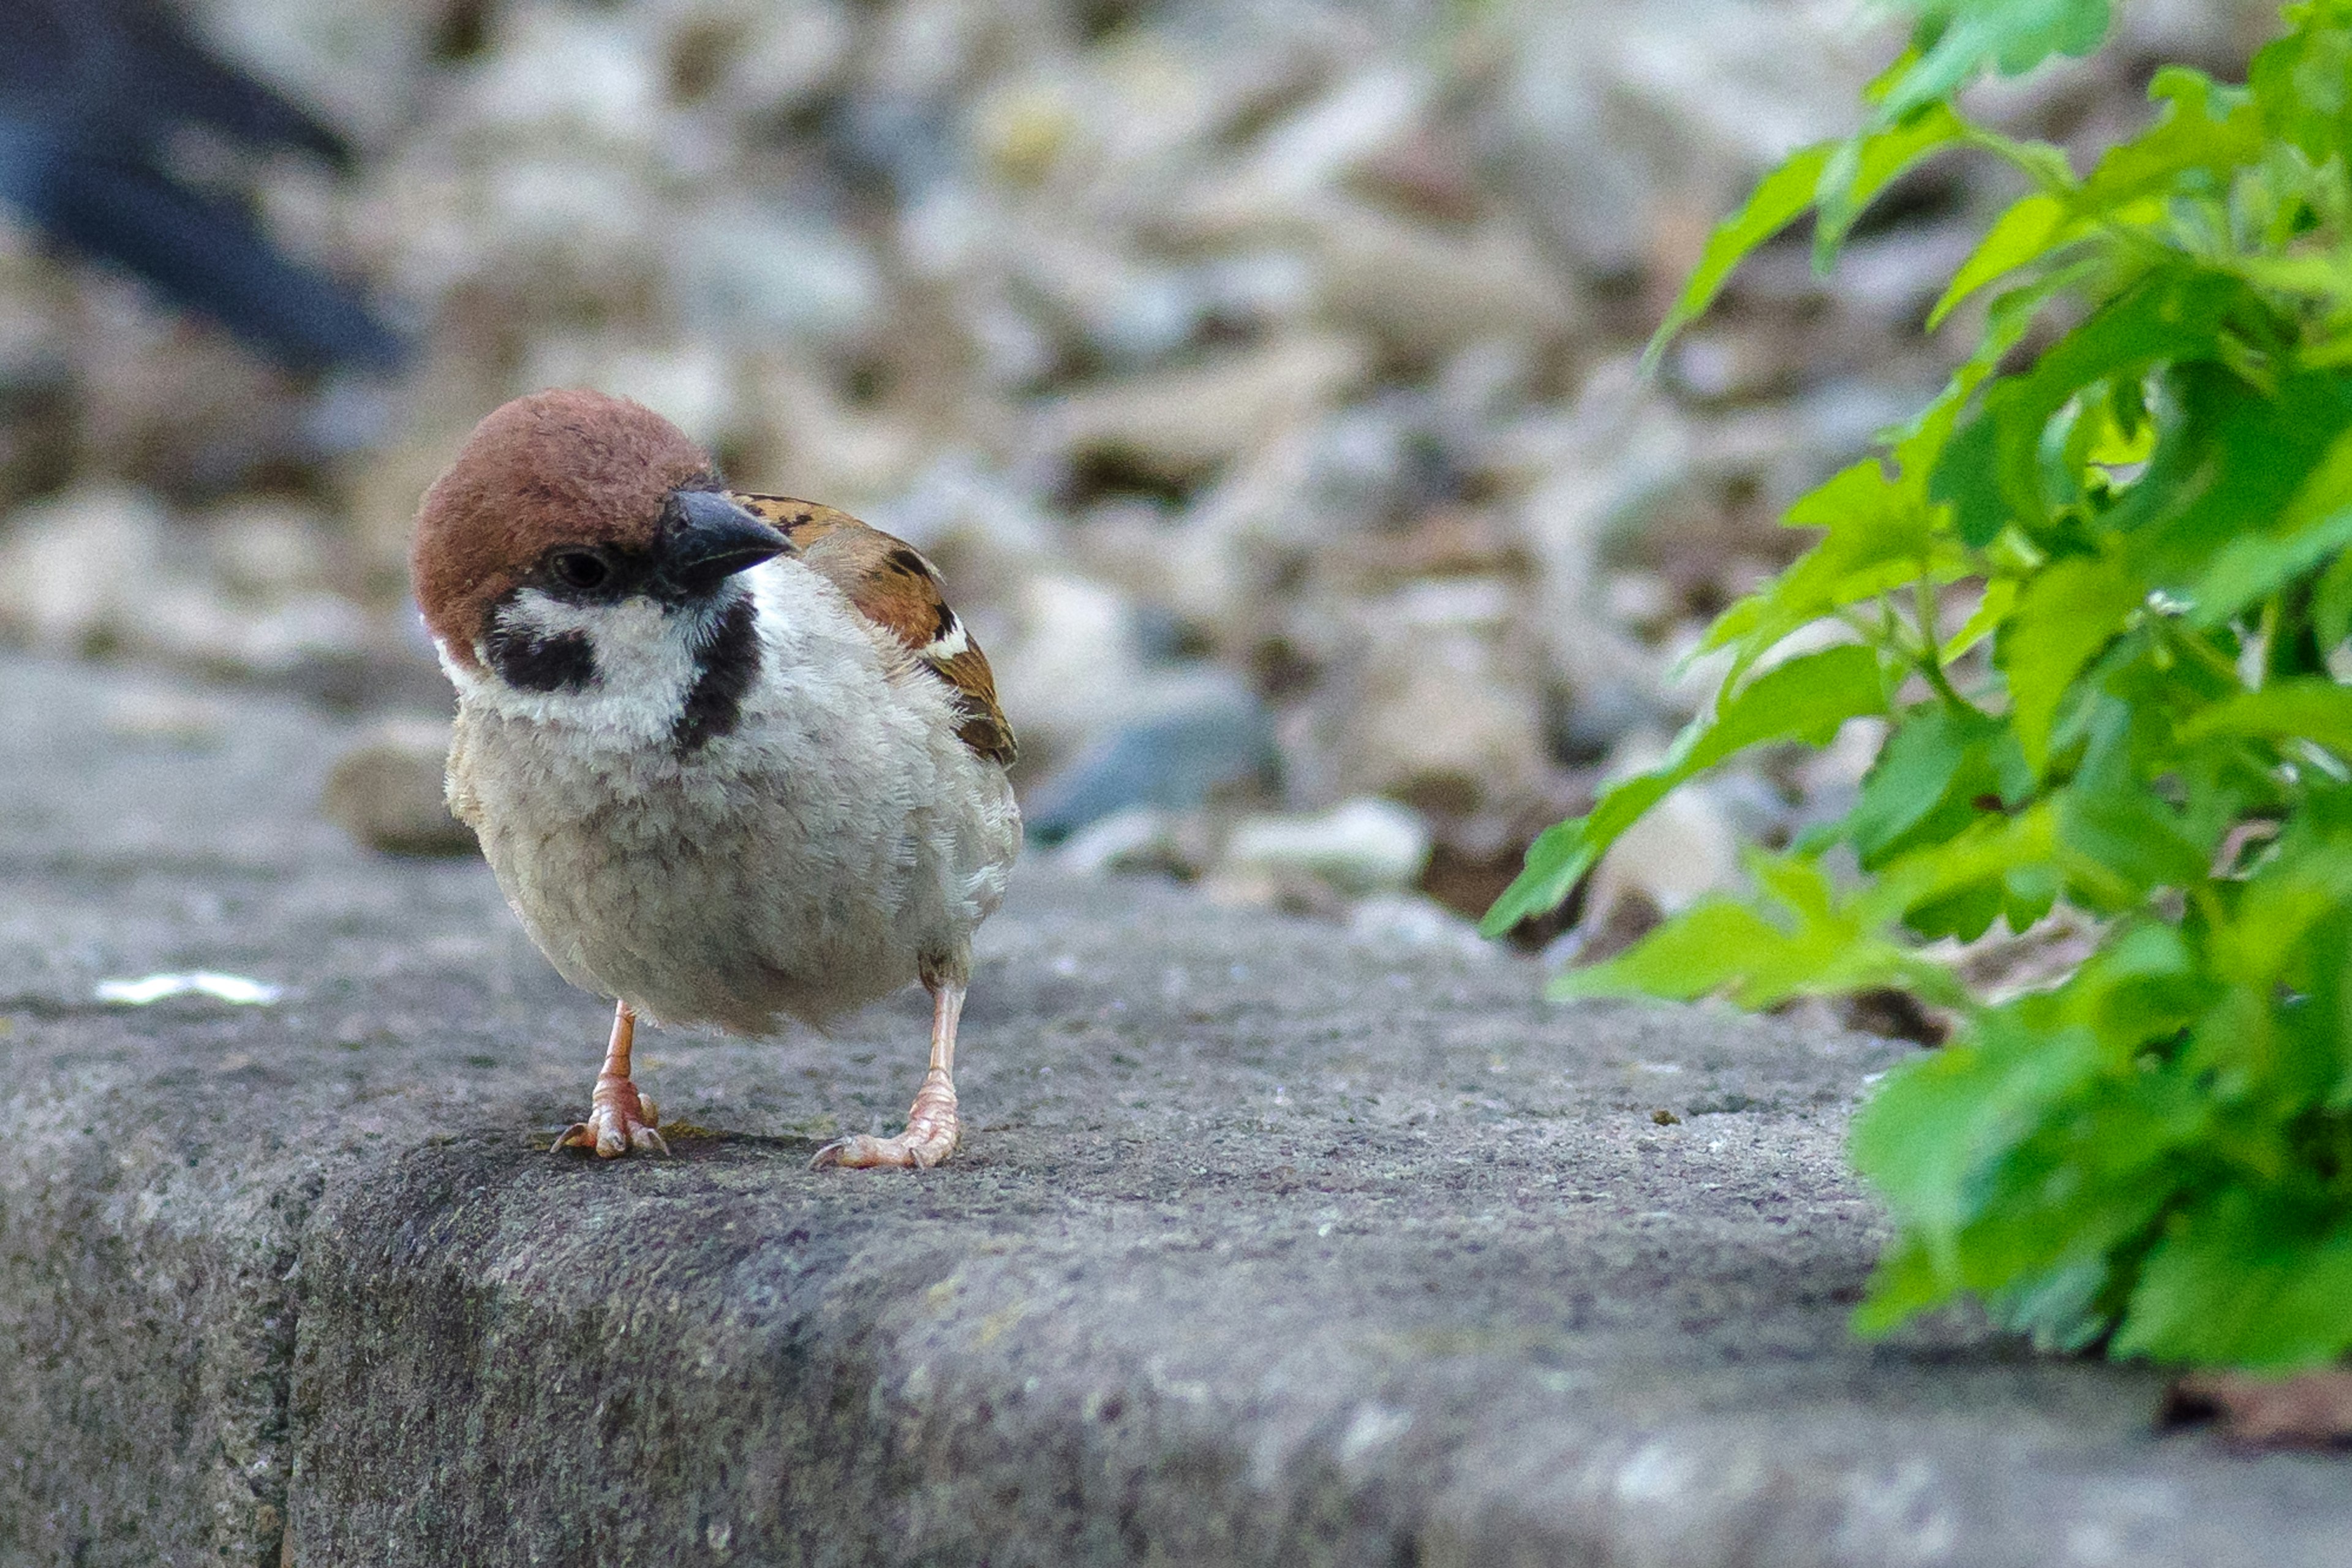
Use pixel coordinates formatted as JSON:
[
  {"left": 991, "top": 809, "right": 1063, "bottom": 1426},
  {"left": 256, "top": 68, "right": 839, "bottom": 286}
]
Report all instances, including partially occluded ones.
[{"left": 411, "top": 390, "right": 787, "bottom": 717}]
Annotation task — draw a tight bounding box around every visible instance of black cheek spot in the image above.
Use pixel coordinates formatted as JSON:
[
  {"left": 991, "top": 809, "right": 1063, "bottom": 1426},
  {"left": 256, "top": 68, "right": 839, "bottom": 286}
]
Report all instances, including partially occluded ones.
[
  {"left": 673, "top": 595, "right": 761, "bottom": 755},
  {"left": 486, "top": 627, "right": 598, "bottom": 693}
]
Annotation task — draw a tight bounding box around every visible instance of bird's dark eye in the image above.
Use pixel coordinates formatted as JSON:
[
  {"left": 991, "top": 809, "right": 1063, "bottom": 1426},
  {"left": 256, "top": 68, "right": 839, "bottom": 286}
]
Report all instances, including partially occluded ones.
[{"left": 551, "top": 549, "right": 611, "bottom": 590}]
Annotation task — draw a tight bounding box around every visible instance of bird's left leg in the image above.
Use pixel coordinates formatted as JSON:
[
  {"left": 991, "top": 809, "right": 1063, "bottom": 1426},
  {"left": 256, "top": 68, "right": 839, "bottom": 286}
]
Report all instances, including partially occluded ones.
[
  {"left": 812, "top": 962, "right": 965, "bottom": 1170},
  {"left": 552, "top": 1000, "right": 669, "bottom": 1157}
]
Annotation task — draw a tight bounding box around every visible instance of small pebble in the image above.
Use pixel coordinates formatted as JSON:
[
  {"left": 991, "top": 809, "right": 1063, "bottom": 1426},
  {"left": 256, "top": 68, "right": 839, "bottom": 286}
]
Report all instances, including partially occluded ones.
[{"left": 322, "top": 718, "right": 475, "bottom": 856}]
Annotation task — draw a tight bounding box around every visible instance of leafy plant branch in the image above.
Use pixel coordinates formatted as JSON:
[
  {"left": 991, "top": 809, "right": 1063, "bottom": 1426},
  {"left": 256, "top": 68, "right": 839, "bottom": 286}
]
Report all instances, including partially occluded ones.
[{"left": 1491, "top": 0, "right": 2352, "bottom": 1368}]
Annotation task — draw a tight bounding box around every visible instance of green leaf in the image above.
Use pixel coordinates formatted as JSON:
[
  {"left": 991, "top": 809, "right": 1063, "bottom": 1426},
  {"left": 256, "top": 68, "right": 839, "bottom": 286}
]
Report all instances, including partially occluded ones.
[
  {"left": 2315, "top": 548, "right": 2352, "bottom": 649},
  {"left": 2115, "top": 1191, "right": 2352, "bottom": 1366},
  {"left": 1988, "top": 1257, "right": 2117, "bottom": 1352},
  {"left": 1928, "top": 192, "right": 2072, "bottom": 328},
  {"left": 1701, "top": 454, "right": 1951, "bottom": 680},
  {"left": 1812, "top": 103, "right": 1973, "bottom": 267},
  {"left": 1842, "top": 704, "right": 2027, "bottom": 869},
  {"left": 2184, "top": 416, "right": 2352, "bottom": 625},
  {"left": 2248, "top": 2, "right": 2352, "bottom": 163},
  {"left": 1555, "top": 849, "right": 1932, "bottom": 1007},
  {"left": 1940, "top": 271, "right": 2268, "bottom": 550},
  {"left": 1997, "top": 552, "right": 2145, "bottom": 771},
  {"left": 1479, "top": 815, "right": 1596, "bottom": 938},
  {"left": 1942, "top": 576, "right": 2019, "bottom": 662},
  {"left": 2056, "top": 729, "right": 2214, "bottom": 900},
  {"left": 1507, "top": 0, "right": 2352, "bottom": 1371},
  {"left": 1482, "top": 646, "right": 1890, "bottom": 935},
  {"left": 1645, "top": 146, "right": 1833, "bottom": 369},
  {"left": 2206, "top": 826, "right": 2352, "bottom": 992},
  {"left": 1862, "top": 802, "right": 2064, "bottom": 938},
  {"left": 1647, "top": 101, "right": 1975, "bottom": 364},
  {"left": 1850, "top": 1014, "right": 2106, "bottom": 1267},
  {"left": 2179, "top": 677, "right": 2352, "bottom": 758},
  {"left": 1875, "top": 0, "right": 2116, "bottom": 126},
  {"left": 2075, "top": 66, "right": 2260, "bottom": 208},
  {"left": 1853, "top": 1237, "right": 1950, "bottom": 1335}
]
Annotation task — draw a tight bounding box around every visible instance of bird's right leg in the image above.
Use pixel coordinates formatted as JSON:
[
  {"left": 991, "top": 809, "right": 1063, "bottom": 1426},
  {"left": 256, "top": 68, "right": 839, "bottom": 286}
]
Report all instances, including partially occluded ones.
[
  {"left": 811, "top": 966, "right": 964, "bottom": 1170},
  {"left": 553, "top": 1000, "right": 669, "bottom": 1157}
]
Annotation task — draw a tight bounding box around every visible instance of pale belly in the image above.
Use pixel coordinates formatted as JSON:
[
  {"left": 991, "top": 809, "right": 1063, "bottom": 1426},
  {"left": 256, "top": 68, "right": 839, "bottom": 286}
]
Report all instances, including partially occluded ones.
[{"left": 455, "top": 712, "right": 1020, "bottom": 1035}]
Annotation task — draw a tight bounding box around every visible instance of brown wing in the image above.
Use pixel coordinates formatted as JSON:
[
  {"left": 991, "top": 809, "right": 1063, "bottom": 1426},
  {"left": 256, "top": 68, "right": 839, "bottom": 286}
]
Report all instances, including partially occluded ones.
[{"left": 731, "top": 494, "right": 1017, "bottom": 766}]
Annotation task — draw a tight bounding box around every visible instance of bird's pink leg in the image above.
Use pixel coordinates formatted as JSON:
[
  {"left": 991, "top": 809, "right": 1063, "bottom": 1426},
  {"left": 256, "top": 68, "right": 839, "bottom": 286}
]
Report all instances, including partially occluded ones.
[
  {"left": 812, "top": 973, "right": 964, "bottom": 1170},
  {"left": 553, "top": 1000, "right": 669, "bottom": 1157}
]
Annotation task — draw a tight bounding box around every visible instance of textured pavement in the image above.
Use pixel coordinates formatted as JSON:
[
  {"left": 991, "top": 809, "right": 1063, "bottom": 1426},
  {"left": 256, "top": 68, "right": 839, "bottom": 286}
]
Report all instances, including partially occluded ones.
[{"left": 2, "top": 652, "right": 2346, "bottom": 1567}]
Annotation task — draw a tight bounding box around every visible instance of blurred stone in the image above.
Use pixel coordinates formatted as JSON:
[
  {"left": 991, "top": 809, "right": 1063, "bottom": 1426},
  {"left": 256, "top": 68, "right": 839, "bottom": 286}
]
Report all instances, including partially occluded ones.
[
  {"left": 0, "top": 486, "right": 168, "bottom": 656},
  {"left": 0, "top": 267, "right": 74, "bottom": 507},
  {"left": 1041, "top": 334, "right": 1371, "bottom": 487},
  {"left": 1049, "top": 805, "right": 1211, "bottom": 881},
  {"left": 1189, "top": 66, "right": 1432, "bottom": 232},
  {"left": 1019, "top": 666, "right": 1273, "bottom": 843},
  {"left": 672, "top": 199, "right": 882, "bottom": 347},
  {"left": 1831, "top": 224, "right": 1986, "bottom": 328},
  {"left": 70, "top": 282, "right": 322, "bottom": 494},
  {"left": 1517, "top": 358, "right": 1697, "bottom": 738},
  {"left": 1661, "top": 326, "right": 1812, "bottom": 407},
  {"left": 1331, "top": 506, "right": 1532, "bottom": 593},
  {"left": 1491, "top": 0, "right": 1882, "bottom": 276},
  {"left": 518, "top": 341, "right": 737, "bottom": 451},
  {"left": 321, "top": 717, "right": 474, "bottom": 856},
  {"left": 671, "top": 0, "right": 854, "bottom": 119},
  {"left": 987, "top": 571, "right": 1153, "bottom": 771},
  {"left": 130, "top": 582, "right": 379, "bottom": 682},
  {"left": 102, "top": 688, "right": 231, "bottom": 750},
  {"left": 344, "top": 422, "right": 481, "bottom": 606},
  {"left": 736, "top": 358, "right": 930, "bottom": 509},
  {"left": 1833, "top": 986, "right": 1953, "bottom": 1047},
  {"left": 16, "top": 0, "right": 2248, "bottom": 922},
  {"left": 1319, "top": 578, "right": 1548, "bottom": 821},
  {"left": 1308, "top": 200, "right": 1584, "bottom": 363},
  {"left": 466, "top": 7, "right": 666, "bottom": 152},
  {"left": 1789, "top": 716, "right": 1888, "bottom": 831},
  {"left": 1345, "top": 891, "right": 1494, "bottom": 957},
  {"left": 204, "top": 500, "right": 336, "bottom": 600},
  {"left": 1600, "top": 570, "right": 1676, "bottom": 639},
  {"left": 1218, "top": 796, "right": 1433, "bottom": 898},
  {"left": 1577, "top": 774, "right": 1744, "bottom": 960},
  {"left": 194, "top": 0, "right": 444, "bottom": 145}
]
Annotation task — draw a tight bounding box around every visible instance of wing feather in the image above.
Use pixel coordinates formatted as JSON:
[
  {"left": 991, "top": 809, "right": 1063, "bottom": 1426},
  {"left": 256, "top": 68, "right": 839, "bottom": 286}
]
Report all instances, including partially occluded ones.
[{"left": 731, "top": 493, "right": 1018, "bottom": 766}]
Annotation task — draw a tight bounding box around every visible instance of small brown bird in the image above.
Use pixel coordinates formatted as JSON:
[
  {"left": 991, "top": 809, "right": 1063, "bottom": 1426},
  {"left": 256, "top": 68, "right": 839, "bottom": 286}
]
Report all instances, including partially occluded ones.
[{"left": 410, "top": 390, "right": 1020, "bottom": 1169}]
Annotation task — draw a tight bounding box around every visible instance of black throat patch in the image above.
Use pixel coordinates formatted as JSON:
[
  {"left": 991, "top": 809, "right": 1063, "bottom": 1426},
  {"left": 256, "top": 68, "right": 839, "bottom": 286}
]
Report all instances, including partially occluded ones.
[
  {"left": 672, "top": 594, "right": 761, "bottom": 755},
  {"left": 484, "top": 621, "right": 598, "bottom": 693}
]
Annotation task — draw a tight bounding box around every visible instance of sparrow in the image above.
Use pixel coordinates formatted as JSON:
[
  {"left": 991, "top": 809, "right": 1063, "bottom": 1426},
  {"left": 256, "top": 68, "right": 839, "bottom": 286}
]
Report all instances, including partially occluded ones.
[{"left": 410, "top": 389, "right": 1020, "bottom": 1169}]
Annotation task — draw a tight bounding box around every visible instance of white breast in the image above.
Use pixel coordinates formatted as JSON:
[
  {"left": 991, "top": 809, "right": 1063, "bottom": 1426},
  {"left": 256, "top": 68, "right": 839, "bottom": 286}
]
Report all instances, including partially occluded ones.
[{"left": 443, "top": 560, "right": 1020, "bottom": 1033}]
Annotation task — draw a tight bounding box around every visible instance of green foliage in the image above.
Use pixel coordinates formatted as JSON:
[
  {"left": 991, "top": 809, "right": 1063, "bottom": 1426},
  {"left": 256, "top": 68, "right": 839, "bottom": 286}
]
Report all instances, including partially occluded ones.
[{"left": 1491, "top": 1, "right": 2352, "bottom": 1368}]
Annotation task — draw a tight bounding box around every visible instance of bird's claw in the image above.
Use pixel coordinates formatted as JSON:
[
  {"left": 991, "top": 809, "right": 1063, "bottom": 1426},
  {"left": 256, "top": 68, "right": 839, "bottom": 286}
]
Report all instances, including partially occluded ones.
[
  {"left": 811, "top": 1069, "right": 958, "bottom": 1170},
  {"left": 552, "top": 1077, "right": 668, "bottom": 1158},
  {"left": 809, "top": 1129, "right": 954, "bottom": 1169}
]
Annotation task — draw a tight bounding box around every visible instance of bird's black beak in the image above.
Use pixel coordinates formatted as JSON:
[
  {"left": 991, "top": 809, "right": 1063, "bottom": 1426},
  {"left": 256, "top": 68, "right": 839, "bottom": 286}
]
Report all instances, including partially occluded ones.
[{"left": 656, "top": 489, "right": 789, "bottom": 597}]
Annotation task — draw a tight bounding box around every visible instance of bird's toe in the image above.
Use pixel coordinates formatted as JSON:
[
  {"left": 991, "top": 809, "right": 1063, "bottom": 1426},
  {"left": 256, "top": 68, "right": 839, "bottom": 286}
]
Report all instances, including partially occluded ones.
[{"left": 551, "top": 1079, "right": 666, "bottom": 1158}]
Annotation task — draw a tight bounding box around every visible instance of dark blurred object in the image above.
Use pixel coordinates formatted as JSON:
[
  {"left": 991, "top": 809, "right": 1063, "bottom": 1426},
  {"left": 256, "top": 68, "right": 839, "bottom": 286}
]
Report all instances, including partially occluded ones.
[
  {"left": 1020, "top": 680, "right": 1277, "bottom": 844},
  {"left": 0, "top": 0, "right": 408, "bottom": 372}
]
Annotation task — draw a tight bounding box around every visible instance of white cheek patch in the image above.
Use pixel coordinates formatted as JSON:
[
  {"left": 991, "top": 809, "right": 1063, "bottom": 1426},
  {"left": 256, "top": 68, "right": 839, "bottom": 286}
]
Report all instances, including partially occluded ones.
[{"left": 464, "top": 589, "right": 717, "bottom": 742}]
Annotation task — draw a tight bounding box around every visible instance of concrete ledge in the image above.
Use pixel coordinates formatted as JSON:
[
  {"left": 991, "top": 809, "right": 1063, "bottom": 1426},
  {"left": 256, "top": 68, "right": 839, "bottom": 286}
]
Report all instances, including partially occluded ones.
[{"left": 2, "top": 653, "right": 2345, "bottom": 1567}]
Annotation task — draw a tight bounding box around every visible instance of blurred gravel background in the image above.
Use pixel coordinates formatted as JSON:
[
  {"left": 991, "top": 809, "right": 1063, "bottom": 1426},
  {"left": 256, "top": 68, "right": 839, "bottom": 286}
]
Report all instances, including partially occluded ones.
[{"left": 0, "top": 0, "right": 2280, "bottom": 962}]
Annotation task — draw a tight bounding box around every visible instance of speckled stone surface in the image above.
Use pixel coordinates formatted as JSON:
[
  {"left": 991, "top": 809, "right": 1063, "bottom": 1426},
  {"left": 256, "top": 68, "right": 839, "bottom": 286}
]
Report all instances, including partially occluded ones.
[{"left": 2, "top": 652, "right": 2345, "bottom": 1567}]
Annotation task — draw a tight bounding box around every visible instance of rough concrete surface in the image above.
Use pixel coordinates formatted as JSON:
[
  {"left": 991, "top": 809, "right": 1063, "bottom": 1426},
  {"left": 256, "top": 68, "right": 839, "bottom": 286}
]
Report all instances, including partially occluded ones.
[{"left": 2, "top": 650, "right": 2346, "bottom": 1567}]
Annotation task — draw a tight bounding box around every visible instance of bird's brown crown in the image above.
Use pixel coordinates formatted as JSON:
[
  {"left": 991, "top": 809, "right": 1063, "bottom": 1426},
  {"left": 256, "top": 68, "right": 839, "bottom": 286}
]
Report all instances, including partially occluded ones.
[{"left": 411, "top": 390, "right": 718, "bottom": 668}]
